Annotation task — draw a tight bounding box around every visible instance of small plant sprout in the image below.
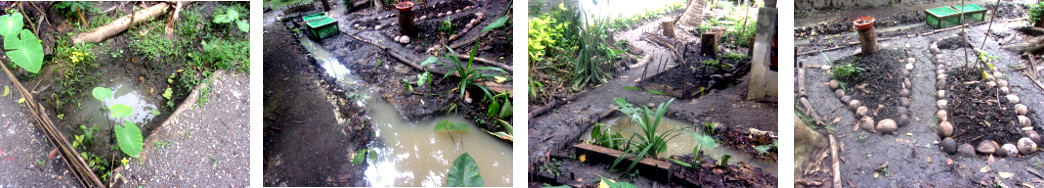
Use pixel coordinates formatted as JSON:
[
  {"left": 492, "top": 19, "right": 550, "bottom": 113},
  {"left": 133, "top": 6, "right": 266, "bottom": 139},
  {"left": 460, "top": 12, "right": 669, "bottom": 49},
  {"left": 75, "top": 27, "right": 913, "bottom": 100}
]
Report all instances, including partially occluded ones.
[
  {"left": 92, "top": 87, "right": 144, "bottom": 158},
  {"left": 434, "top": 120, "right": 469, "bottom": 144},
  {"left": 610, "top": 98, "right": 690, "bottom": 173}
]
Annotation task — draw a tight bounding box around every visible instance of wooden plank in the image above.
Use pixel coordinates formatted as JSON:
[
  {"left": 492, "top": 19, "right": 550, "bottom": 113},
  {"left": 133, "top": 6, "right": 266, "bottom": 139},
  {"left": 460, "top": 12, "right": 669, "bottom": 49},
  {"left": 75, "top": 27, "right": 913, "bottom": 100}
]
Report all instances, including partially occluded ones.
[{"left": 573, "top": 143, "right": 673, "bottom": 182}]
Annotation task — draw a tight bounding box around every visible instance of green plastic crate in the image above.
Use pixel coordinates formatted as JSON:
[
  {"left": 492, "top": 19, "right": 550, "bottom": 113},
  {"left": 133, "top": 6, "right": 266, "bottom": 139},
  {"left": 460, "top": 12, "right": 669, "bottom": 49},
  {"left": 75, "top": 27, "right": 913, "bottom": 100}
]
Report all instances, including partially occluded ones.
[
  {"left": 926, "top": 7, "right": 961, "bottom": 28},
  {"left": 303, "top": 12, "right": 327, "bottom": 22},
  {"left": 951, "top": 4, "right": 986, "bottom": 23},
  {"left": 306, "top": 16, "right": 338, "bottom": 39}
]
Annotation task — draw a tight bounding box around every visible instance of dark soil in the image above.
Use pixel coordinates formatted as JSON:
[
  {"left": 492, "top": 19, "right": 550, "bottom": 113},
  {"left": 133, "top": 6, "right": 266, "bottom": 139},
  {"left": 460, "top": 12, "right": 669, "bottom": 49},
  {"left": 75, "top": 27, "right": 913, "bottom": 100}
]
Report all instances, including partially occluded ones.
[
  {"left": 671, "top": 156, "right": 777, "bottom": 187},
  {"left": 639, "top": 43, "right": 751, "bottom": 99},
  {"left": 946, "top": 67, "right": 1024, "bottom": 145},
  {"left": 938, "top": 36, "right": 972, "bottom": 50},
  {"left": 836, "top": 49, "right": 907, "bottom": 123},
  {"left": 263, "top": 22, "right": 373, "bottom": 186}
]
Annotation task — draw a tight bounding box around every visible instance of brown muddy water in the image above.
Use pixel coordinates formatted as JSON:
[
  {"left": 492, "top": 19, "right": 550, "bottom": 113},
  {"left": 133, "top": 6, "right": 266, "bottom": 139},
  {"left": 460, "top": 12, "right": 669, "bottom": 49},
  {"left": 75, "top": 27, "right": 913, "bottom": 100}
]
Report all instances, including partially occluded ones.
[
  {"left": 298, "top": 37, "right": 512, "bottom": 186},
  {"left": 585, "top": 116, "right": 777, "bottom": 177}
]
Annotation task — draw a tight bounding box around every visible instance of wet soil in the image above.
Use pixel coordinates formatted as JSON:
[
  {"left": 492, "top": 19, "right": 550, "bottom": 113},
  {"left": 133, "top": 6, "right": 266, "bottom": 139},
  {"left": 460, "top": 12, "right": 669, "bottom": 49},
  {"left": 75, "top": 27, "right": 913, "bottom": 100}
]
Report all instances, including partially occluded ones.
[
  {"left": 796, "top": 22, "right": 1044, "bottom": 186},
  {"left": 262, "top": 23, "right": 374, "bottom": 186},
  {"left": 836, "top": 49, "right": 907, "bottom": 124},
  {"left": 528, "top": 12, "right": 777, "bottom": 187},
  {"left": 638, "top": 43, "right": 751, "bottom": 99},
  {"left": 265, "top": 0, "right": 513, "bottom": 186},
  {"left": 946, "top": 67, "right": 1024, "bottom": 145}
]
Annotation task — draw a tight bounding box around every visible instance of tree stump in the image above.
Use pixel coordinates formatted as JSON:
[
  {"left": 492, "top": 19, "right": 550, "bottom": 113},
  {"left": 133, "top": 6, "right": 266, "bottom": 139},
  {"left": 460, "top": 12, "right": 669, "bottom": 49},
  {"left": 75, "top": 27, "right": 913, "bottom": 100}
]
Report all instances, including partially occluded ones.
[
  {"left": 701, "top": 32, "right": 719, "bottom": 57},
  {"left": 661, "top": 17, "right": 676, "bottom": 37}
]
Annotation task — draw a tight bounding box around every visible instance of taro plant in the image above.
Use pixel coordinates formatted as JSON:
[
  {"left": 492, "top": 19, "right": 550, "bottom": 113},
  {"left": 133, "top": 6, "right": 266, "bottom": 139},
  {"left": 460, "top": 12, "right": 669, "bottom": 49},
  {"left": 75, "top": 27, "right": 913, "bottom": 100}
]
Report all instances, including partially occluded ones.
[
  {"left": 92, "top": 87, "right": 144, "bottom": 158},
  {"left": 54, "top": 1, "right": 100, "bottom": 28},
  {"left": 0, "top": 13, "right": 44, "bottom": 74},
  {"left": 351, "top": 148, "right": 376, "bottom": 164},
  {"left": 589, "top": 122, "right": 624, "bottom": 150},
  {"left": 435, "top": 120, "right": 469, "bottom": 144},
  {"left": 609, "top": 98, "right": 690, "bottom": 173},
  {"left": 445, "top": 152, "right": 484, "bottom": 187}
]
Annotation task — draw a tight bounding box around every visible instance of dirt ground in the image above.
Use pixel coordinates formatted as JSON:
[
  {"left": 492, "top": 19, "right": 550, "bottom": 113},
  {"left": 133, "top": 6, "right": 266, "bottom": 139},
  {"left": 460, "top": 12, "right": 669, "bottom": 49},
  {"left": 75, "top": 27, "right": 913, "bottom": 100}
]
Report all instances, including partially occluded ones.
[
  {"left": 796, "top": 21, "right": 1044, "bottom": 186},
  {"left": 0, "top": 71, "right": 79, "bottom": 187},
  {"left": 262, "top": 22, "right": 372, "bottom": 186},
  {"left": 113, "top": 72, "right": 250, "bottom": 187},
  {"left": 528, "top": 12, "right": 778, "bottom": 187}
]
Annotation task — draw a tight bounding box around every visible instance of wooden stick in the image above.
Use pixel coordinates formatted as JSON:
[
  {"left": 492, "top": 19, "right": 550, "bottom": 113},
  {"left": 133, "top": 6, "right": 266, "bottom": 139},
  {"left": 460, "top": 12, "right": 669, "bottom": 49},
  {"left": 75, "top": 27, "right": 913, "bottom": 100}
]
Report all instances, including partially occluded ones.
[
  {"left": 449, "top": 53, "right": 513, "bottom": 72},
  {"left": 72, "top": 2, "right": 169, "bottom": 44},
  {"left": 0, "top": 61, "right": 104, "bottom": 187},
  {"left": 529, "top": 93, "right": 582, "bottom": 119},
  {"left": 830, "top": 134, "right": 841, "bottom": 188}
]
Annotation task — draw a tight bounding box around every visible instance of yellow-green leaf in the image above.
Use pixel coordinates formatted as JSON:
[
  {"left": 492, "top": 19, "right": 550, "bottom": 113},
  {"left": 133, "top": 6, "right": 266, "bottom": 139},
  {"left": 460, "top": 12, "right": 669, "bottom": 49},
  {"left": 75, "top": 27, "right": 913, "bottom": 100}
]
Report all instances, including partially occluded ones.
[
  {"left": 17, "top": 98, "right": 24, "bottom": 104},
  {"left": 999, "top": 171, "right": 1014, "bottom": 178},
  {"left": 2, "top": 85, "right": 8, "bottom": 97},
  {"left": 980, "top": 165, "right": 990, "bottom": 172}
]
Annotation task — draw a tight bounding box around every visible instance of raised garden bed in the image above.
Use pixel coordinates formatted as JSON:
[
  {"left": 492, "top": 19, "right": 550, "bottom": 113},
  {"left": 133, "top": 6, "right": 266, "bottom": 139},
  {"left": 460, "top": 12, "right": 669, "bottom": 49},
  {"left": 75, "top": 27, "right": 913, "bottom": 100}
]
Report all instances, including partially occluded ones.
[{"left": 827, "top": 49, "right": 916, "bottom": 134}]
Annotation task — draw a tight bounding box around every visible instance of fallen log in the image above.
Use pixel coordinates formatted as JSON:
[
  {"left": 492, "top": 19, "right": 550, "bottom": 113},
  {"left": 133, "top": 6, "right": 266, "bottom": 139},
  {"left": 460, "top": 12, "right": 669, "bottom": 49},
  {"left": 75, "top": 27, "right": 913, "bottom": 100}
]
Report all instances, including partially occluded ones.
[
  {"left": 449, "top": 53, "right": 512, "bottom": 72},
  {"left": 165, "top": 1, "right": 184, "bottom": 36},
  {"left": 1003, "top": 35, "right": 1044, "bottom": 54},
  {"left": 72, "top": 2, "right": 169, "bottom": 44},
  {"left": 830, "top": 134, "right": 841, "bottom": 188}
]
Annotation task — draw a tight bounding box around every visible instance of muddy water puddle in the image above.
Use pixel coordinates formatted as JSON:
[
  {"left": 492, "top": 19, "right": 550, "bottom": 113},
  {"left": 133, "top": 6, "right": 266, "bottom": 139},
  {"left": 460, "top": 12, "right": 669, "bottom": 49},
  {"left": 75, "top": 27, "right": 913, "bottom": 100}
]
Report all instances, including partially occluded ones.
[
  {"left": 70, "top": 82, "right": 159, "bottom": 157},
  {"left": 298, "top": 37, "right": 512, "bottom": 186},
  {"left": 585, "top": 116, "right": 777, "bottom": 177}
]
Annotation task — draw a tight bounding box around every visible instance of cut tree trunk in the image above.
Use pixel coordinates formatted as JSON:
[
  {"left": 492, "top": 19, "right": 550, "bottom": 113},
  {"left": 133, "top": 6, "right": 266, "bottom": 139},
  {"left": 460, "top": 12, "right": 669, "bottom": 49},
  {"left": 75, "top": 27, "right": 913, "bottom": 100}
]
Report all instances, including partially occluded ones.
[
  {"left": 1003, "top": 35, "right": 1044, "bottom": 54},
  {"left": 71, "top": 2, "right": 169, "bottom": 44},
  {"left": 661, "top": 17, "right": 676, "bottom": 38},
  {"left": 677, "top": 0, "right": 704, "bottom": 29}
]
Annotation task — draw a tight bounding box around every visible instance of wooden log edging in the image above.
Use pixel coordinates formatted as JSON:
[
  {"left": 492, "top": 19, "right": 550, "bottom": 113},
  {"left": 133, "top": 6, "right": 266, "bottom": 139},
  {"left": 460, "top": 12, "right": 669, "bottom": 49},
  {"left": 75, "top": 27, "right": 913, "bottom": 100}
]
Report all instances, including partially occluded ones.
[{"left": 0, "top": 61, "right": 104, "bottom": 187}]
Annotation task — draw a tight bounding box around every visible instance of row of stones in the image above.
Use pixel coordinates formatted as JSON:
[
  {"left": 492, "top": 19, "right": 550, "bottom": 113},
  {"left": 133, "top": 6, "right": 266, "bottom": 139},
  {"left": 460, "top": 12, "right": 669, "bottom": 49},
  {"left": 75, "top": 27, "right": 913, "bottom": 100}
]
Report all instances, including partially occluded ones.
[
  {"left": 826, "top": 55, "right": 915, "bottom": 134},
  {"left": 928, "top": 37, "right": 1040, "bottom": 157},
  {"left": 351, "top": 5, "right": 479, "bottom": 31}
]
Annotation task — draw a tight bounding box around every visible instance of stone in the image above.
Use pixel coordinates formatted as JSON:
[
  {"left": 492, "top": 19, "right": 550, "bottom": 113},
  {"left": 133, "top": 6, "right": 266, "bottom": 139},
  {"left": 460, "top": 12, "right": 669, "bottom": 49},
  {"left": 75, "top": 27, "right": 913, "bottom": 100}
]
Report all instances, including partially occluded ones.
[
  {"left": 828, "top": 80, "right": 839, "bottom": 89},
  {"left": 857, "top": 106, "right": 869, "bottom": 117},
  {"left": 998, "top": 80, "right": 1008, "bottom": 87},
  {"left": 938, "top": 121, "right": 953, "bottom": 137},
  {"left": 937, "top": 90, "right": 945, "bottom": 98},
  {"left": 1019, "top": 137, "right": 1037, "bottom": 154},
  {"left": 900, "top": 97, "right": 911, "bottom": 107},
  {"left": 937, "top": 80, "right": 946, "bottom": 89},
  {"left": 1001, "top": 144, "right": 1018, "bottom": 157},
  {"left": 840, "top": 96, "right": 852, "bottom": 104},
  {"left": 1016, "top": 104, "right": 1028, "bottom": 115},
  {"left": 937, "top": 110, "right": 947, "bottom": 121},
  {"left": 958, "top": 143, "right": 976, "bottom": 156},
  {"left": 1001, "top": 86, "right": 1010, "bottom": 94},
  {"left": 986, "top": 81, "right": 996, "bottom": 88},
  {"left": 976, "top": 140, "right": 997, "bottom": 155},
  {"left": 937, "top": 74, "right": 947, "bottom": 80},
  {"left": 905, "top": 63, "right": 914, "bottom": 71},
  {"left": 901, "top": 89, "right": 910, "bottom": 97},
  {"left": 877, "top": 119, "right": 898, "bottom": 134},
  {"left": 1019, "top": 116, "right": 1031, "bottom": 127},
  {"left": 936, "top": 100, "right": 947, "bottom": 109},
  {"left": 941, "top": 138, "right": 957, "bottom": 154},
  {"left": 860, "top": 116, "right": 875, "bottom": 132},
  {"left": 897, "top": 114, "right": 910, "bottom": 127},
  {"left": 897, "top": 106, "right": 908, "bottom": 116},
  {"left": 849, "top": 100, "right": 861, "bottom": 111},
  {"left": 1025, "top": 130, "right": 1042, "bottom": 145},
  {"left": 400, "top": 36, "right": 410, "bottom": 44}
]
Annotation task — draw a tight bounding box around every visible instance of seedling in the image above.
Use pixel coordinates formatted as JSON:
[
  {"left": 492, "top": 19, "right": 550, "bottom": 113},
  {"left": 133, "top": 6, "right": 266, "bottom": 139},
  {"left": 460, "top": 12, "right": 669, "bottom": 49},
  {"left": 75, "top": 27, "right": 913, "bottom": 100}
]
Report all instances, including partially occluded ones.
[
  {"left": 434, "top": 120, "right": 469, "bottom": 144},
  {"left": 92, "top": 87, "right": 143, "bottom": 158}
]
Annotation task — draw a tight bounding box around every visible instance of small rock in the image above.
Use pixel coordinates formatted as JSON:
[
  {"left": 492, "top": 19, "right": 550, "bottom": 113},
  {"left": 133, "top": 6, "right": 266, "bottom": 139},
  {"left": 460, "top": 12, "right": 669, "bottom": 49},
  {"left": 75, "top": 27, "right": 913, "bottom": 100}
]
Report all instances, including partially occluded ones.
[
  {"left": 1015, "top": 104, "right": 1028, "bottom": 115},
  {"left": 1001, "top": 144, "right": 1018, "bottom": 157},
  {"left": 986, "top": 81, "right": 996, "bottom": 88},
  {"left": 419, "top": 15, "right": 428, "bottom": 20},
  {"left": 907, "top": 57, "right": 916, "bottom": 64},
  {"left": 941, "top": 138, "right": 957, "bottom": 154},
  {"left": 937, "top": 90, "right": 945, "bottom": 98},
  {"left": 977, "top": 140, "right": 997, "bottom": 155},
  {"left": 821, "top": 65, "right": 831, "bottom": 71},
  {"left": 476, "top": 12, "right": 485, "bottom": 18},
  {"left": 469, "top": 19, "right": 479, "bottom": 26},
  {"left": 1000, "top": 86, "right": 1010, "bottom": 94},
  {"left": 902, "top": 69, "right": 910, "bottom": 77},
  {"left": 1025, "top": 130, "right": 1042, "bottom": 144},
  {"left": 401, "top": 36, "right": 410, "bottom": 44},
  {"left": 849, "top": 100, "right": 861, "bottom": 110},
  {"left": 860, "top": 116, "right": 875, "bottom": 132},
  {"left": 938, "top": 121, "right": 953, "bottom": 137},
  {"left": 438, "top": 13, "right": 445, "bottom": 17},
  {"left": 455, "top": 9, "right": 463, "bottom": 14},
  {"left": 937, "top": 110, "right": 948, "bottom": 121},
  {"left": 897, "top": 106, "right": 909, "bottom": 116},
  {"left": 394, "top": 36, "right": 402, "bottom": 42},
  {"left": 900, "top": 97, "right": 911, "bottom": 107},
  {"left": 901, "top": 89, "right": 910, "bottom": 97},
  {"left": 897, "top": 114, "right": 910, "bottom": 127},
  {"left": 1018, "top": 116, "right": 1032, "bottom": 127},
  {"left": 958, "top": 143, "right": 976, "bottom": 156},
  {"left": 1006, "top": 94, "right": 1020, "bottom": 104},
  {"left": 936, "top": 100, "right": 947, "bottom": 109},
  {"left": 937, "top": 74, "right": 947, "bottom": 80},
  {"left": 375, "top": 25, "right": 383, "bottom": 30},
  {"left": 998, "top": 80, "right": 1008, "bottom": 87},
  {"left": 905, "top": 63, "right": 914, "bottom": 71},
  {"left": 857, "top": 106, "right": 869, "bottom": 117},
  {"left": 937, "top": 80, "right": 947, "bottom": 89},
  {"left": 877, "top": 119, "right": 897, "bottom": 134},
  {"left": 1019, "top": 137, "right": 1037, "bottom": 154},
  {"left": 446, "top": 11, "right": 454, "bottom": 16},
  {"left": 994, "top": 71, "right": 1004, "bottom": 79},
  {"left": 834, "top": 89, "right": 845, "bottom": 98},
  {"left": 840, "top": 96, "right": 852, "bottom": 103},
  {"left": 828, "top": 80, "right": 839, "bottom": 89}
]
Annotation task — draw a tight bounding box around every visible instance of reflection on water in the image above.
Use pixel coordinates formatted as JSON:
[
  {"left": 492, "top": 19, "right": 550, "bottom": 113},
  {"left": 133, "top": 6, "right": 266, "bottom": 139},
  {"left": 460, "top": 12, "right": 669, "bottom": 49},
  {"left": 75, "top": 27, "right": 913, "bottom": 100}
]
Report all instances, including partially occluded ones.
[
  {"left": 363, "top": 101, "right": 512, "bottom": 187},
  {"left": 78, "top": 83, "right": 158, "bottom": 126},
  {"left": 588, "top": 116, "right": 777, "bottom": 177},
  {"left": 298, "top": 37, "right": 352, "bottom": 81}
]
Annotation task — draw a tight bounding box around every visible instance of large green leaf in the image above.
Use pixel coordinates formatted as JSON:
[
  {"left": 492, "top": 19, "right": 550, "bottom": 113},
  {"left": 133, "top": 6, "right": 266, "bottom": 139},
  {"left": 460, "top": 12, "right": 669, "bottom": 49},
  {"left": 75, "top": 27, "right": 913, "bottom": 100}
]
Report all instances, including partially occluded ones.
[
  {"left": 0, "top": 13, "right": 23, "bottom": 38},
  {"left": 445, "top": 153, "right": 484, "bottom": 187},
  {"left": 5, "top": 29, "right": 43, "bottom": 73},
  {"left": 91, "top": 87, "right": 112, "bottom": 101},
  {"left": 227, "top": 8, "right": 239, "bottom": 21},
  {"left": 114, "top": 121, "right": 144, "bottom": 158},
  {"left": 434, "top": 120, "right": 469, "bottom": 132},
  {"left": 110, "top": 104, "right": 134, "bottom": 119},
  {"left": 498, "top": 99, "right": 512, "bottom": 119},
  {"left": 235, "top": 20, "right": 249, "bottom": 33}
]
